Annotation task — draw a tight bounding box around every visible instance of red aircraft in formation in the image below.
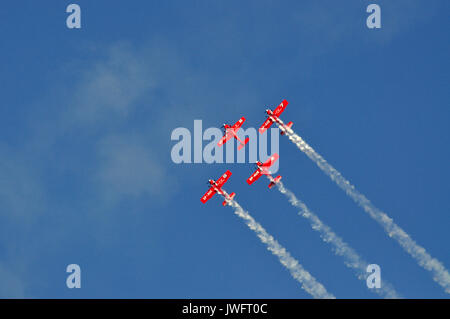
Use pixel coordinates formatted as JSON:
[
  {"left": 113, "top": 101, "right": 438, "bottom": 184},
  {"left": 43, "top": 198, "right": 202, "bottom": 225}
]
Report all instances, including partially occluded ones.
[
  {"left": 247, "top": 153, "right": 282, "bottom": 189},
  {"left": 200, "top": 170, "right": 236, "bottom": 206},
  {"left": 217, "top": 117, "right": 250, "bottom": 151},
  {"left": 259, "top": 99, "right": 293, "bottom": 135},
  {"left": 201, "top": 99, "right": 290, "bottom": 206}
]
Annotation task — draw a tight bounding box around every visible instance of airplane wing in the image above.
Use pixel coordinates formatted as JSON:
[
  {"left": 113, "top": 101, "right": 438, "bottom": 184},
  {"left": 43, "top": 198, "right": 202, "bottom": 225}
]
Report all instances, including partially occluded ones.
[
  {"left": 246, "top": 169, "right": 262, "bottom": 185},
  {"left": 200, "top": 187, "right": 216, "bottom": 203},
  {"left": 217, "top": 131, "right": 233, "bottom": 147},
  {"left": 215, "top": 170, "right": 232, "bottom": 188},
  {"left": 273, "top": 99, "right": 288, "bottom": 117},
  {"left": 259, "top": 117, "right": 273, "bottom": 134},
  {"left": 261, "top": 153, "right": 279, "bottom": 168},
  {"left": 231, "top": 117, "right": 246, "bottom": 130}
]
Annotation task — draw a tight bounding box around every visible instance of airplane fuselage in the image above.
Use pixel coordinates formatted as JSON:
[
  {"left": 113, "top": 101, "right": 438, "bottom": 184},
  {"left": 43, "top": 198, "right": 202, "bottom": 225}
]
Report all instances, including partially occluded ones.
[
  {"left": 209, "top": 180, "right": 227, "bottom": 198},
  {"left": 253, "top": 164, "right": 271, "bottom": 176}
]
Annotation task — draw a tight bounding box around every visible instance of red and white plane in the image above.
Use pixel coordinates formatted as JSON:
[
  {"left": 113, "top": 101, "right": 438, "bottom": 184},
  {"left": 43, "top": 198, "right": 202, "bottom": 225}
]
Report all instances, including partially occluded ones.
[
  {"left": 201, "top": 170, "right": 236, "bottom": 206},
  {"left": 217, "top": 117, "right": 250, "bottom": 151},
  {"left": 246, "top": 153, "right": 282, "bottom": 189},
  {"left": 259, "top": 99, "right": 293, "bottom": 135}
]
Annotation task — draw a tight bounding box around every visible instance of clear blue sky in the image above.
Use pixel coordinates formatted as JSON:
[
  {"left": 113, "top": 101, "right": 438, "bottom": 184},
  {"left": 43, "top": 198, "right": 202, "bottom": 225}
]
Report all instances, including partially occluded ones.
[{"left": 0, "top": 1, "right": 449, "bottom": 298}]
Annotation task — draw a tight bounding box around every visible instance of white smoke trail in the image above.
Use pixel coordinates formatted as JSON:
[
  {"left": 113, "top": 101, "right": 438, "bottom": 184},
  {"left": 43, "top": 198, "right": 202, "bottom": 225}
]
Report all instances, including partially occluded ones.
[
  {"left": 278, "top": 122, "right": 450, "bottom": 293},
  {"left": 270, "top": 177, "right": 400, "bottom": 298},
  {"left": 221, "top": 190, "right": 335, "bottom": 299}
]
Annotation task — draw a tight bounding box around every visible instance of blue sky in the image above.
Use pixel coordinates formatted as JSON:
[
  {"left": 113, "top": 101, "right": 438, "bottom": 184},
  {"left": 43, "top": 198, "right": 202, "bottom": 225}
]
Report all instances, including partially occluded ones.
[{"left": 0, "top": 1, "right": 449, "bottom": 298}]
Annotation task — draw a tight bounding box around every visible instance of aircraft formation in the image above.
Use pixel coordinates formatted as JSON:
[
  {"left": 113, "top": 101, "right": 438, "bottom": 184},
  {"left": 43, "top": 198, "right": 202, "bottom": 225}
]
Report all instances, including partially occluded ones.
[
  {"left": 199, "top": 99, "right": 450, "bottom": 298},
  {"left": 201, "top": 99, "right": 290, "bottom": 206}
]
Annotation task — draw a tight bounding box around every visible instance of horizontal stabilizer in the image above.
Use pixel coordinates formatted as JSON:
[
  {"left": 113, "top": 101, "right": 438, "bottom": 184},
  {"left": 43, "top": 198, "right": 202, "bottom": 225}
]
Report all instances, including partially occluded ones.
[
  {"left": 222, "top": 192, "right": 236, "bottom": 206},
  {"left": 268, "top": 175, "right": 282, "bottom": 189},
  {"left": 281, "top": 122, "right": 293, "bottom": 135}
]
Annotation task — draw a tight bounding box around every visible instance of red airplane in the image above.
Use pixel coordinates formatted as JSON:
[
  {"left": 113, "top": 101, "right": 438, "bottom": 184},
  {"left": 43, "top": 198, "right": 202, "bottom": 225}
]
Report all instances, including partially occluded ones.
[
  {"left": 217, "top": 117, "right": 250, "bottom": 151},
  {"left": 246, "top": 153, "right": 282, "bottom": 189},
  {"left": 201, "top": 170, "right": 236, "bottom": 206},
  {"left": 259, "top": 99, "right": 293, "bottom": 135}
]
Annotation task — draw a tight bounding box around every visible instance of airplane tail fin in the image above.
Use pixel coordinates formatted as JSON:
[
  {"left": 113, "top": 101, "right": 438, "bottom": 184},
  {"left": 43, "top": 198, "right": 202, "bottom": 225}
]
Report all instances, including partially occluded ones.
[
  {"left": 238, "top": 137, "right": 250, "bottom": 151},
  {"left": 223, "top": 192, "right": 236, "bottom": 206},
  {"left": 268, "top": 176, "right": 282, "bottom": 189},
  {"left": 281, "top": 122, "right": 293, "bottom": 135}
]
